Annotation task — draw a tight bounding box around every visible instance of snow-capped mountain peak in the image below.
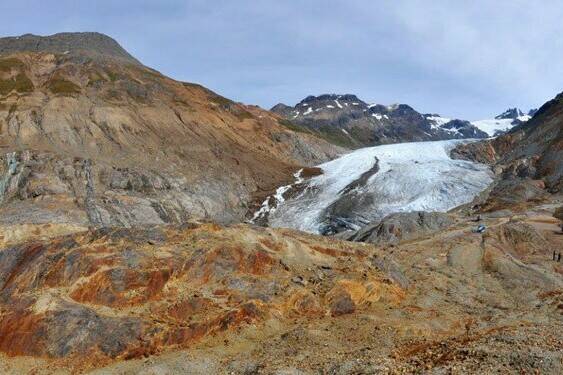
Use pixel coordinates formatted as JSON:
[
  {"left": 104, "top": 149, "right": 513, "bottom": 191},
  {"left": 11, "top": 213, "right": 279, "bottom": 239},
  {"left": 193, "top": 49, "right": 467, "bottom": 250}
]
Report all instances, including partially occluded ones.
[
  {"left": 495, "top": 108, "right": 524, "bottom": 120},
  {"left": 471, "top": 107, "right": 535, "bottom": 137}
]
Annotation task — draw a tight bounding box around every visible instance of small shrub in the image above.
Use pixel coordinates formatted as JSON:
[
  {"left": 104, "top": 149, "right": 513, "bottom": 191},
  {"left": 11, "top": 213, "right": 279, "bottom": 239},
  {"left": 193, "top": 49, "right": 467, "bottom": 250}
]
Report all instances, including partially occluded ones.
[
  {"left": 233, "top": 108, "right": 253, "bottom": 121},
  {"left": 104, "top": 69, "right": 120, "bottom": 82},
  {"left": 211, "top": 95, "right": 234, "bottom": 107}
]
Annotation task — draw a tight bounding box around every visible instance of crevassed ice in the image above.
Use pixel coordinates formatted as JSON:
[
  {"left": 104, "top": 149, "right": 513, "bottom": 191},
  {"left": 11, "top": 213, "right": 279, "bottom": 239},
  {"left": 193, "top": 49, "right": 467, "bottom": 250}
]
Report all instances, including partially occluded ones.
[{"left": 268, "top": 140, "right": 494, "bottom": 233}]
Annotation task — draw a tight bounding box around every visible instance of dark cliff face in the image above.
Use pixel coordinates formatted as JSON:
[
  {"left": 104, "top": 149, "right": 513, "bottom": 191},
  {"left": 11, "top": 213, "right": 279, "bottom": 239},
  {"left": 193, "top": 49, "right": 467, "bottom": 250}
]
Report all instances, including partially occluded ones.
[
  {"left": 272, "top": 94, "right": 488, "bottom": 148},
  {"left": 0, "top": 32, "right": 141, "bottom": 65},
  {"left": 441, "top": 119, "right": 489, "bottom": 138}
]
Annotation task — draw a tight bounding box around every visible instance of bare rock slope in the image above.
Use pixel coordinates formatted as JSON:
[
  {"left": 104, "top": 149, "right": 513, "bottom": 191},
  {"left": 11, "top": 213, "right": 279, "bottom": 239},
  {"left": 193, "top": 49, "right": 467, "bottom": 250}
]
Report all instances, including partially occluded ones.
[
  {"left": 0, "top": 33, "right": 341, "bottom": 226},
  {"left": 452, "top": 91, "right": 562, "bottom": 211}
]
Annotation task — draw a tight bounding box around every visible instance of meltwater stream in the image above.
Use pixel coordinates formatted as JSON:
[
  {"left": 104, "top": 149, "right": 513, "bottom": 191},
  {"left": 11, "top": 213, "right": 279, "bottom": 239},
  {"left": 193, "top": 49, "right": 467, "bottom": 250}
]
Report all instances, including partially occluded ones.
[{"left": 263, "top": 140, "right": 494, "bottom": 234}]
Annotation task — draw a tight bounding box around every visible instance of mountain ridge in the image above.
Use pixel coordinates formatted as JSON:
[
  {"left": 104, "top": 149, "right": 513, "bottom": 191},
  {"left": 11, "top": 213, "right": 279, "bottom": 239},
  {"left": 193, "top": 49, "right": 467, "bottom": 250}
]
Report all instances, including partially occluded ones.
[
  {"left": 0, "top": 33, "right": 341, "bottom": 227},
  {"left": 0, "top": 32, "right": 142, "bottom": 65},
  {"left": 272, "top": 94, "right": 490, "bottom": 148}
]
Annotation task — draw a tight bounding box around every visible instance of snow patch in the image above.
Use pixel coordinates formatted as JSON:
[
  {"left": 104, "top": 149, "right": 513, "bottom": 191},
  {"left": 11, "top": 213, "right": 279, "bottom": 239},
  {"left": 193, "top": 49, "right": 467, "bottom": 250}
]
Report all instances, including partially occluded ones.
[
  {"left": 250, "top": 169, "right": 304, "bottom": 223},
  {"left": 471, "top": 118, "right": 513, "bottom": 137},
  {"left": 426, "top": 116, "right": 451, "bottom": 130},
  {"left": 471, "top": 113, "right": 531, "bottom": 137}
]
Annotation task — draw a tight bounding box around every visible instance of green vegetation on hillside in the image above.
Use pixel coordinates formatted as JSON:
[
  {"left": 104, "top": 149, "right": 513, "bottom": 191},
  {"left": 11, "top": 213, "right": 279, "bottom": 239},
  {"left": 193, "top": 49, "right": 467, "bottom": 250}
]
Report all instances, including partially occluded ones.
[
  {"left": 277, "top": 118, "right": 312, "bottom": 134},
  {"left": 87, "top": 72, "right": 107, "bottom": 87},
  {"left": 0, "top": 58, "right": 25, "bottom": 72},
  {"left": 0, "top": 73, "right": 34, "bottom": 95},
  {"left": 47, "top": 77, "right": 81, "bottom": 95},
  {"left": 313, "top": 125, "right": 357, "bottom": 148}
]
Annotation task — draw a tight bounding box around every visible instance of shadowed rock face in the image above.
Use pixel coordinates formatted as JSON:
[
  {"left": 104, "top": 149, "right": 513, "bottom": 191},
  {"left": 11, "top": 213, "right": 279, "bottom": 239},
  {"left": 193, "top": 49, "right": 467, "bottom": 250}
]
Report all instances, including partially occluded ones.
[{"left": 0, "top": 35, "right": 342, "bottom": 226}]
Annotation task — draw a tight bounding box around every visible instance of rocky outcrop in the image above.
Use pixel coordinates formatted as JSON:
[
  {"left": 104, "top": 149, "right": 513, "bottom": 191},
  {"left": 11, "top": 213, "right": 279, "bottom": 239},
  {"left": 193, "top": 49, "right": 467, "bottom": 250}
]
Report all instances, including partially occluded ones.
[
  {"left": 440, "top": 119, "right": 488, "bottom": 138},
  {"left": 450, "top": 92, "right": 563, "bottom": 211},
  {"left": 346, "top": 211, "right": 454, "bottom": 245},
  {"left": 0, "top": 150, "right": 216, "bottom": 226},
  {"left": 495, "top": 108, "right": 525, "bottom": 120}
]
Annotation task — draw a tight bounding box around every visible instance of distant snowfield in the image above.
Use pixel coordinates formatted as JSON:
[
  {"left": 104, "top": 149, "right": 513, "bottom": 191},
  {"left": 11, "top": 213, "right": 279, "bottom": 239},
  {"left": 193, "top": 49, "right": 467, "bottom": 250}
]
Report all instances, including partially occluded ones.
[
  {"left": 267, "top": 140, "right": 494, "bottom": 233},
  {"left": 471, "top": 115, "right": 530, "bottom": 137}
]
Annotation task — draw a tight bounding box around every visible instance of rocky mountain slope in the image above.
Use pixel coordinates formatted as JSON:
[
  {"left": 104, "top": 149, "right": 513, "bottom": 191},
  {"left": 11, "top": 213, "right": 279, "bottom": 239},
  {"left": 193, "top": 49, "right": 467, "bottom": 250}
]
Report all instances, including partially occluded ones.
[
  {"left": 452, "top": 92, "right": 562, "bottom": 211},
  {"left": 0, "top": 33, "right": 341, "bottom": 227},
  {"left": 0, "top": 32, "right": 141, "bottom": 65},
  {"left": 272, "top": 94, "right": 489, "bottom": 148}
]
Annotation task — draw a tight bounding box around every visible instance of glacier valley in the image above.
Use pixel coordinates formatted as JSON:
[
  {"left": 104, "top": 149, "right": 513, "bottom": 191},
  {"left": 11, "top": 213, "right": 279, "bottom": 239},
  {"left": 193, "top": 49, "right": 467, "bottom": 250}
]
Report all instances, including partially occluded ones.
[{"left": 260, "top": 140, "right": 494, "bottom": 234}]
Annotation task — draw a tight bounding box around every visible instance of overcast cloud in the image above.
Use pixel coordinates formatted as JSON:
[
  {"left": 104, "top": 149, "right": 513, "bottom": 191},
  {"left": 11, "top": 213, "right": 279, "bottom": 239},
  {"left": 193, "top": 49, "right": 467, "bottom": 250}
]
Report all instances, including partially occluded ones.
[{"left": 1, "top": 0, "right": 562, "bottom": 119}]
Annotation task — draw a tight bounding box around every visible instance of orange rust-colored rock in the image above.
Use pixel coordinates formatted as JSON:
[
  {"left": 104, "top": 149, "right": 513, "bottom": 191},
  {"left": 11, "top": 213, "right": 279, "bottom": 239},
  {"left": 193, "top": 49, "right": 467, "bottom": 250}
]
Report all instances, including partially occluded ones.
[{"left": 0, "top": 223, "right": 400, "bottom": 365}]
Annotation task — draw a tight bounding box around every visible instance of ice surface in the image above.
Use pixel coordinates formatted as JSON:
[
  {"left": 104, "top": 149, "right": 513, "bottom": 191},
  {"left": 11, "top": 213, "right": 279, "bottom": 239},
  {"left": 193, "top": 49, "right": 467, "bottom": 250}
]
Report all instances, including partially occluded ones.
[
  {"left": 267, "top": 140, "right": 494, "bottom": 233},
  {"left": 470, "top": 118, "right": 514, "bottom": 136}
]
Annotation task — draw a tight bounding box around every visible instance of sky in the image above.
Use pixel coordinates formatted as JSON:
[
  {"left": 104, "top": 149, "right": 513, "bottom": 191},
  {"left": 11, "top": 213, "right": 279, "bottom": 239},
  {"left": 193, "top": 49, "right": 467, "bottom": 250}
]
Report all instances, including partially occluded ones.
[{"left": 1, "top": 0, "right": 562, "bottom": 119}]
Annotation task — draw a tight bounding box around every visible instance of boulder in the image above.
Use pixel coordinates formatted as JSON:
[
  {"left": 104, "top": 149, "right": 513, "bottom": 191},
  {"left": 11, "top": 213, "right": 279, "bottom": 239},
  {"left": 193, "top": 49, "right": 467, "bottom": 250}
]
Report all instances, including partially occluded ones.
[{"left": 349, "top": 211, "right": 454, "bottom": 245}]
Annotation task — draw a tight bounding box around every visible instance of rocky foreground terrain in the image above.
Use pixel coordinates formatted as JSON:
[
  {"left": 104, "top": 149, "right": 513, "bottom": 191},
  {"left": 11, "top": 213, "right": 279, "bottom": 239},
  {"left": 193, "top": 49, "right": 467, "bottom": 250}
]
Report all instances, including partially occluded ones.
[
  {"left": 0, "top": 32, "right": 562, "bottom": 374},
  {"left": 0, "top": 202, "right": 561, "bottom": 374}
]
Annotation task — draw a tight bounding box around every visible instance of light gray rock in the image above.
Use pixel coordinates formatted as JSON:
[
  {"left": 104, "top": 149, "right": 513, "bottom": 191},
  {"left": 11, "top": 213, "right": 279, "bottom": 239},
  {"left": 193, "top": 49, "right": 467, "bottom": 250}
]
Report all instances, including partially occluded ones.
[{"left": 349, "top": 211, "right": 454, "bottom": 245}]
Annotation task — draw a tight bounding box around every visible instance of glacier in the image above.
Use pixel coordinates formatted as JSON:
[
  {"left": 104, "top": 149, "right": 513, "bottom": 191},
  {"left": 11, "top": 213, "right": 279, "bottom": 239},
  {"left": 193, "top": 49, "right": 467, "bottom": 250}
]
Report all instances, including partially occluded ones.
[
  {"left": 266, "top": 140, "right": 494, "bottom": 234},
  {"left": 470, "top": 115, "right": 530, "bottom": 137}
]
